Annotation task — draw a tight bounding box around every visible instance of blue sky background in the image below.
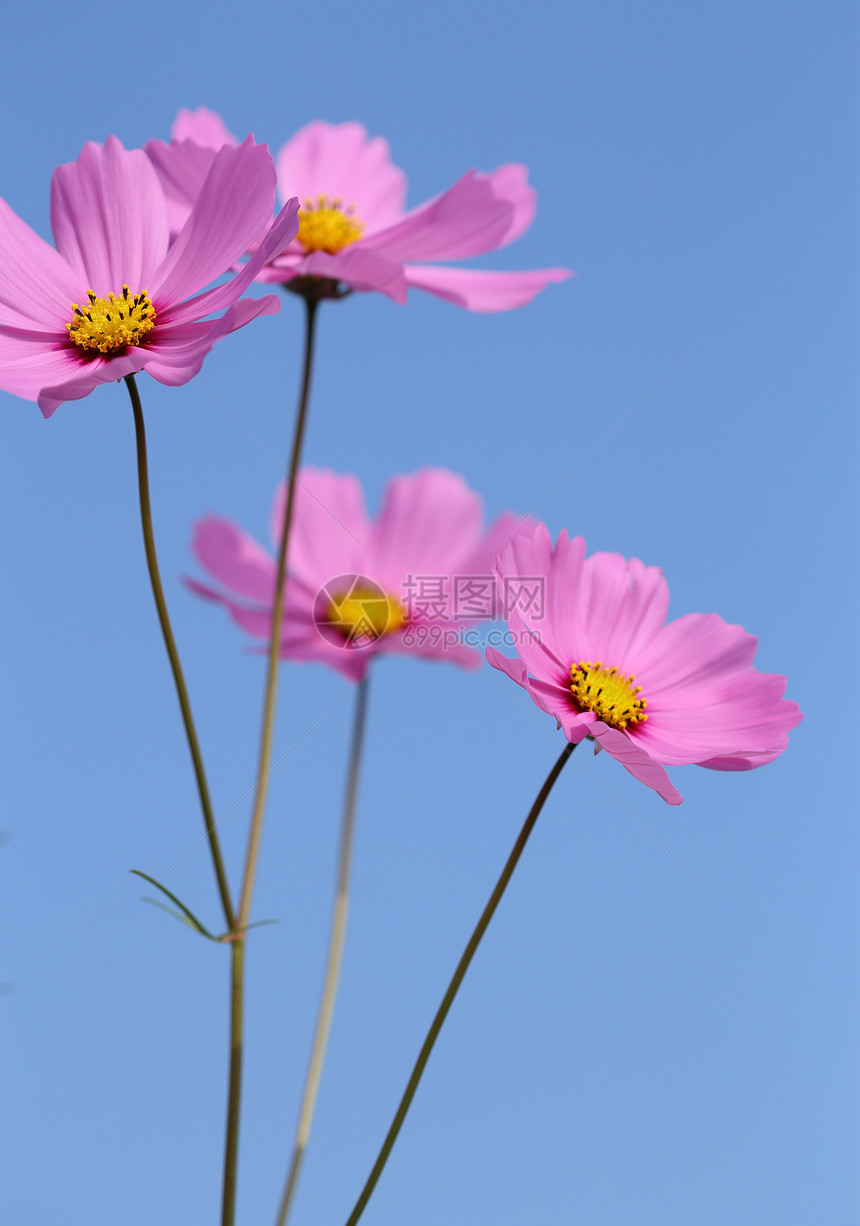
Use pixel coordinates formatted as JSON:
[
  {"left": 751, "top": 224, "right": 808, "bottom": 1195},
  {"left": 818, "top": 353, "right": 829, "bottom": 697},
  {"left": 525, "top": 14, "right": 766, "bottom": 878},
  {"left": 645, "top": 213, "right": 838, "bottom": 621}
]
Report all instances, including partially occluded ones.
[{"left": 1, "top": 2, "right": 857, "bottom": 1223}]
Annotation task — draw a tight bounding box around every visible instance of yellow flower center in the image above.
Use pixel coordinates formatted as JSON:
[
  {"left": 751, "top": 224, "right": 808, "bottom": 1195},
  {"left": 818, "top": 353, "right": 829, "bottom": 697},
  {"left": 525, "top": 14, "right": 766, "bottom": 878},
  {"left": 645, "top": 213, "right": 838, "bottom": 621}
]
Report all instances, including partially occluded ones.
[
  {"left": 327, "top": 585, "right": 406, "bottom": 644},
  {"left": 296, "top": 196, "right": 364, "bottom": 254},
  {"left": 66, "top": 287, "right": 156, "bottom": 355},
  {"left": 570, "top": 660, "right": 648, "bottom": 730}
]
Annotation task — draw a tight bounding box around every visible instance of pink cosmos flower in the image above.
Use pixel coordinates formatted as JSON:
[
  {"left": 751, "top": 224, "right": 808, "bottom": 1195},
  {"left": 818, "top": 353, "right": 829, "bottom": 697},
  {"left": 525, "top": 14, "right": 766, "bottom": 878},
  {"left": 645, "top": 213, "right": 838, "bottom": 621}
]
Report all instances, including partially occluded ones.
[
  {"left": 486, "top": 525, "right": 802, "bottom": 805},
  {"left": 145, "top": 108, "right": 572, "bottom": 311},
  {"left": 0, "top": 136, "right": 300, "bottom": 417},
  {"left": 189, "top": 467, "right": 525, "bottom": 682}
]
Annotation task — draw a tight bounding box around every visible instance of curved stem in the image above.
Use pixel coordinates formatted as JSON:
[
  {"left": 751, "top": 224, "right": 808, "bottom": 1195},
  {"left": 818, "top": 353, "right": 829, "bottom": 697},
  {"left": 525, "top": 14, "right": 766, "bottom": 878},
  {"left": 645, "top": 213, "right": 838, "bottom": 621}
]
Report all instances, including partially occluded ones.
[
  {"left": 220, "top": 297, "right": 320, "bottom": 1226},
  {"left": 342, "top": 740, "right": 577, "bottom": 1226},
  {"left": 275, "top": 677, "right": 371, "bottom": 1226},
  {"left": 125, "top": 374, "right": 234, "bottom": 930}
]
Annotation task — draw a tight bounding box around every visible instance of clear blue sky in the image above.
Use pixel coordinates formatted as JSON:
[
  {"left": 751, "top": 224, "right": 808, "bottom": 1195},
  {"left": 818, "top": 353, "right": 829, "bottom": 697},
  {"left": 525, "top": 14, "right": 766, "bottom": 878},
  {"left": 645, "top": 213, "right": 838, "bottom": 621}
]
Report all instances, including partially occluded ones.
[{"left": 1, "top": 2, "right": 856, "bottom": 1224}]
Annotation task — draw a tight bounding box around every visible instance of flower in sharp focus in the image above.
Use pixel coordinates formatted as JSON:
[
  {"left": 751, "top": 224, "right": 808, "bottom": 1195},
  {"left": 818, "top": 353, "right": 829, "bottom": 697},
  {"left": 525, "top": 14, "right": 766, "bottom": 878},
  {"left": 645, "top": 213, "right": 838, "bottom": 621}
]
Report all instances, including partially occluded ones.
[
  {"left": 486, "top": 524, "right": 802, "bottom": 805},
  {"left": 145, "top": 107, "right": 572, "bottom": 311},
  {"left": 188, "top": 467, "right": 527, "bottom": 682},
  {"left": 0, "top": 136, "right": 299, "bottom": 417}
]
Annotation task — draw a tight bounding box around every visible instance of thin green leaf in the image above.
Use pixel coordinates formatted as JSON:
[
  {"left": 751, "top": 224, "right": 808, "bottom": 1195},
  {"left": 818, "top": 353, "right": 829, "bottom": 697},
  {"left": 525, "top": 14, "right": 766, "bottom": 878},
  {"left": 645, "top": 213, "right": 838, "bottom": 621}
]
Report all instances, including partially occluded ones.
[
  {"left": 237, "top": 918, "right": 279, "bottom": 933},
  {"left": 140, "top": 897, "right": 196, "bottom": 927},
  {"left": 130, "top": 869, "right": 218, "bottom": 941}
]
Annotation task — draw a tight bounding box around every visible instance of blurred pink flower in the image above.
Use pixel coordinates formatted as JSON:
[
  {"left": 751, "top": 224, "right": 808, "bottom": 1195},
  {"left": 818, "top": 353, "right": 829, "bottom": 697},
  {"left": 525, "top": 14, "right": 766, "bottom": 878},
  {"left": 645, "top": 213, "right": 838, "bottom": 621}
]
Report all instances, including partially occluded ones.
[
  {"left": 486, "top": 525, "right": 802, "bottom": 805},
  {"left": 146, "top": 108, "right": 572, "bottom": 311},
  {"left": 0, "top": 136, "right": 299, "bottom": 417},
  {"left": 189, "top": 467, "right": 525, "bottom": 681}
]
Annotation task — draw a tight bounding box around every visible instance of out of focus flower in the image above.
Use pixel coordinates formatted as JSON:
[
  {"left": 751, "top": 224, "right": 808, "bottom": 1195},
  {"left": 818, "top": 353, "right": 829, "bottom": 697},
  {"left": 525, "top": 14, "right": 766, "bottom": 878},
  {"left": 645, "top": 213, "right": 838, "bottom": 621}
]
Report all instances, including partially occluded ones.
[
  {"left": 0, "top": 136, "right": 299, "bottom": 416},
  {"left": 146, "top": 108, "right": 571, "bottom": 311},
  {"left": 189, "top": 467, "right": 525, "bottom": 681},
  {"left": 486, "top": 525, "right": 802, "bottom": 805}
]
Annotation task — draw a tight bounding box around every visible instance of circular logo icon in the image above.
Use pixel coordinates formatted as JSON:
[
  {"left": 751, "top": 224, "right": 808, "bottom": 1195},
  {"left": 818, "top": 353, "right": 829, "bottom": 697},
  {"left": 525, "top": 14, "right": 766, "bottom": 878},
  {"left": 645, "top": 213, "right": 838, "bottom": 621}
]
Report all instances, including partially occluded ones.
[{"left": 313, "top": 574, "right": 393, "bottom": 649}]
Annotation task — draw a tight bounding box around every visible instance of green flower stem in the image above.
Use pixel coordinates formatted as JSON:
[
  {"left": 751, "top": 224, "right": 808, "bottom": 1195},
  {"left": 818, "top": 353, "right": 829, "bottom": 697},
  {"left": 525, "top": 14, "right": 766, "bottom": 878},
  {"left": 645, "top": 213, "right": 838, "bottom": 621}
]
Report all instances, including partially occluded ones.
[
  {"left": 275, "top": 676, "right": 371, "bottom": 1226},
  {"left": 125, "top": 374, "right": 234, "bottom": 930},
  {"left": 222, "top": 938, "right": 245, "bottom": 1226},
  {"left": 342, "top": 740, "right": 577, "bottom": 1226},
  {"left": 221, "top": 296, "right": 320, "bottom": 1226}
]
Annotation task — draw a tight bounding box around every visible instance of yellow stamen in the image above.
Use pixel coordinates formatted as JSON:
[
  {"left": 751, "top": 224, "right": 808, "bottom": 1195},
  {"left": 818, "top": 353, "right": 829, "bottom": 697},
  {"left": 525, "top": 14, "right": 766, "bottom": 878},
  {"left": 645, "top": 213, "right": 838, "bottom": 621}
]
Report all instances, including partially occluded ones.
[
  {"left": 296, "top": 196, "right": 364, "bottom": 254},
  {"left": 66, "top": 286, "right": 156, "bottom": 355},
  {"left": 570, "top": 659, "right": 648, "bottom": 730},
  {"left": 327, "top": 585, "right": 405, "bottom": 643}
]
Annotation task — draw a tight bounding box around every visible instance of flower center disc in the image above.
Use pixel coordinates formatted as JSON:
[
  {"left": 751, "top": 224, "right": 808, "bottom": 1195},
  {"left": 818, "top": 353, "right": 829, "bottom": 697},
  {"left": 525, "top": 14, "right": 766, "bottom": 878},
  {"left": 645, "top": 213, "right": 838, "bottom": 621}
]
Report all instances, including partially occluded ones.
[
  {"left": 67, "top": 287, "right": 156, "bottom": 355},
  {"left": 296, "top": 197, "right": 364, "bottom": 254},
  {"left": 327, "top": 585, "right": 405, "bottom": 644},
  {"left": 570, "top": 660, "right": 648, "bottom": 730}
]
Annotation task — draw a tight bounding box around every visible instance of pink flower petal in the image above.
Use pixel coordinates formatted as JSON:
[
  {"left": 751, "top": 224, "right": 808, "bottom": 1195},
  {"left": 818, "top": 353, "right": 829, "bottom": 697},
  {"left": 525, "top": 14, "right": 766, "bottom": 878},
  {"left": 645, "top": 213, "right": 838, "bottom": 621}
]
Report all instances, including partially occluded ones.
[
  {"left": 591, "top": 722, "right": 683, "bottom": 805},
  {"left": 634, "top": 673, "right": 802, "bottom": 766},
  {"left": 50, "top": 137, "right": 169, "bottom": 294},
  {"left": 171, "top": 107, "right": 238, "bottom": 149},
  {"left": 269, "top": 468, "right": 374, "bottom": 585},
  {"left": 403, "top": 264, "right": 572, "bottom": 311},
  {"left": 565, "top": 550, "right": 672, "bottom": 671},
  {"left": 37, "top": 350, "right": 147, "bottom": 418},
  {"left": 139, "top": 293, "right": 281, "bottom": 386},
  {"left": 636, "top": 612, "right": 759, "bottom": 696},
  {"left": 160, "top": 200, "right": 298, "bottom": 329},
  {"left": 145, "top": 138, "right": 221, "bottom": 238},
  {"left": 187, "top": 577, "right": 368, "bottom": 677},
  {"left": 501, "top": 603, "right": 572, "bottom": 689},
  {"left": 150, "top": 137, "right": 278, "bottom": 307},
  {"left": 486, "top": 645, "right": 583, "bottom": 733},
  {"left": 267, "top": 245, "right": 409, "bottom": 303},
  {"left": 0, "top": 334, "right": 85, "bottom": 405},
  {"left": 368, "top": 171, "right": 514, "bottom": 263},
  {"left": 0, "top": 197, "right": 85, "bottom": 327},
  {"left": 486, "top": 645, "right": 530, "bottom": 687},
  {"left": 241, "top": 596, "right": 373, "bottom": 683},
  {"left": 480, "top": 164, "right": 536, "bottom": 247},
  {"left": 186, "top": 574, "right": 315, "bottom": 637},
  {"left": 494, "top": 524, "right": 587, "bottom": 667},
  {"left": 191, "top": 516, "right": 278, "bottom": 602},
  {"left": 370, "top": 469, "right": 486, "bottom": 591},
  {"left": 276, "top": 121, "right": 407, "bottom": 232},
  {"left": 697, "top": 747, "right": 789, "bottom": 771}
]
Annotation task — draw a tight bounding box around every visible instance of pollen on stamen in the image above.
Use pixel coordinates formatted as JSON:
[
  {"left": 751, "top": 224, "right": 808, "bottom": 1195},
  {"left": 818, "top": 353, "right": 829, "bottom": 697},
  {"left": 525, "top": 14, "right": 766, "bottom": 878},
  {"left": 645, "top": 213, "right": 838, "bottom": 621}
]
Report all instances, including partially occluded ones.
[
  {"left": 296, "top": 196, "right": 364, "bottom": 254},
  {"left": 570, "top": 659, "right": 648, "bottom": 730},
  {"left": 66, "top": 286, "right": 156, "bottom": 355}
]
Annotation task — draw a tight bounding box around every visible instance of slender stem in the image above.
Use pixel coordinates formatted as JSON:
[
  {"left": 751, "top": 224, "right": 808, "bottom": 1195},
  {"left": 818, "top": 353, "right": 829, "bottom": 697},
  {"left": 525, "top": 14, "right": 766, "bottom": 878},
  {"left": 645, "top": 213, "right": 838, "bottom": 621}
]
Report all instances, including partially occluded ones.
[
  {"left": 221, "top": 939, "right": 245, "bottom": 1226},
  {"left": 220, "top": 297, "right": 320, "bottom": 1226},
  {"left": 342, "top": 740, "right": 577, "bottom": 1226},
  {"left": 275, "top": 677, "right": 371, "bottom": 1226},
  {"left": 237, "top": 296, "right": 319, "bottom": 932},
  {"left": 125, "top": 374, "right": 234, "bottom": 930}
]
